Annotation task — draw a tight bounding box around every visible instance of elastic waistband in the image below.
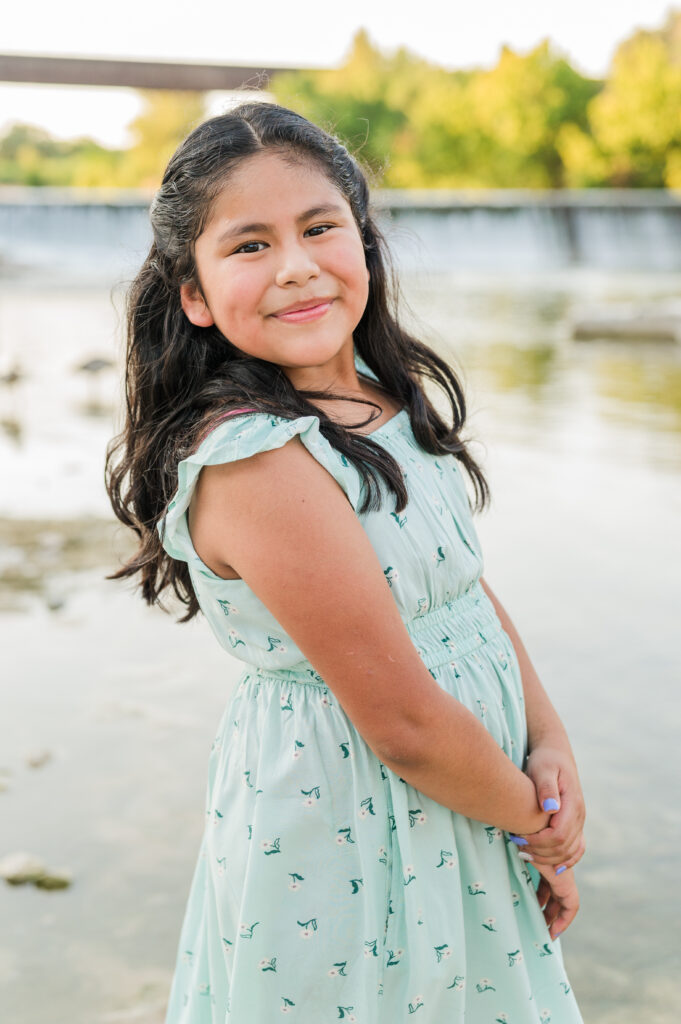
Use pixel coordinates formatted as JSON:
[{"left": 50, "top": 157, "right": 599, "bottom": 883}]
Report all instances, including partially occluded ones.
[
  {"left": 241, "top": 580, "right": 505, "bottom": 687},
  {"left": 405, "top": 581, "right": 504, "bottom": 668}
]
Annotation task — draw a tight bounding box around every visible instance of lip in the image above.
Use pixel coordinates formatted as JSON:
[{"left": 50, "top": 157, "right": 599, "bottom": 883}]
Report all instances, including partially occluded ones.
[
  {"left": 274, "top": 296, "right": 335, "bottom": 315},
  {"left": 271, "top": 297, "right": 335, "bottom": 322}
]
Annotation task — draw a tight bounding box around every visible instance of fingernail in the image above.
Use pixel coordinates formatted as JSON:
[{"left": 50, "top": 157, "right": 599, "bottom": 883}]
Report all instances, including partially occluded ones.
[
  {"left": 518, "top": 851, "right": 534, "bottom": 861},
  {"left": 543, "top": 798, "right": 560, "bottom": 812},
  {"left": 509, "top": 834, "right": 529, "bottom": 846},
  {"left": 555, "top": 865, "right": 567, "bottom": 875}
]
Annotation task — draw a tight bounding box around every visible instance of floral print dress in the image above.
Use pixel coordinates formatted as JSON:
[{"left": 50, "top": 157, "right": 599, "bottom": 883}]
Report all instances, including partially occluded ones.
[{"left": 157, "top": 356, "right": 583, "bottom": 1023}]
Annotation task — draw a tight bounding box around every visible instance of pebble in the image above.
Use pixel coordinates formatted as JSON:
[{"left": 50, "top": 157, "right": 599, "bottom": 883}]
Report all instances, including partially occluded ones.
[
  {"left": 34, "top": 870, "right": 72, "bottom": 890},
  {"left": 0, "top": 851, "right": 48, "bottom": 884},
  {"left": 26, "top": 749, "right": 52, "bottom": 768},
  {"left": 0, "top": 851, "right": 72, "bottom": 889}
]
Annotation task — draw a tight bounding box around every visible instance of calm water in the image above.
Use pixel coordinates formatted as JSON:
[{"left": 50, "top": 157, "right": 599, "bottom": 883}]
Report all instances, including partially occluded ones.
[{"left": 1, "top": 256, "right": 680, "bottom": 1022}]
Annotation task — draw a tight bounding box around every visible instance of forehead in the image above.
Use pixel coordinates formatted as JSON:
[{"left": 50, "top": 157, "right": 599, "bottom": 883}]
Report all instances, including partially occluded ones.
[{"left": 206, "top": 149, "right": 349, "bottom": 227}]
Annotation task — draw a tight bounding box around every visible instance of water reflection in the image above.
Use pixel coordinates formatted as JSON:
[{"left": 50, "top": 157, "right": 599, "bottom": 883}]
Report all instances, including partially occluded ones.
[
  {"left": 0, "top": 417, "right": 21, "bottom": 442},
  {"left": 1, "top": 265, "right": 680, "bottom": 1024},
  {"left": 595, "top": 353, "right": 681, "bottom": 425},
  {"left": 466, "top": 341, "right": 558, "bottom": 394},
  {"left": 0, "top": 517, "right": 134, "bottom": 611}
]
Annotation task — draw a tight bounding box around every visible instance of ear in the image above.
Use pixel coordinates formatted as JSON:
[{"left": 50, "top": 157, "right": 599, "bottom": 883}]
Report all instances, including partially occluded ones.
[{"left": 180, "top": 281, "right": 215, "bottom": 328}]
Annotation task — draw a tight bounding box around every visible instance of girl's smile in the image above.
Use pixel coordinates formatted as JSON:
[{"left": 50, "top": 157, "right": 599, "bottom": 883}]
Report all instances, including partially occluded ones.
[
  {"left": 270, "top": 297, "right": 335, "bottom": 322},
  {"left": 180, "top": 150, "right": 370, "bottom": 391}
]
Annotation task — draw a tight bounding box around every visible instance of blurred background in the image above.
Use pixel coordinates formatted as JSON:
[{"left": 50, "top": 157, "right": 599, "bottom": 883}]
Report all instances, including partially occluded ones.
[{"left": 1, "top": 2, "right": 680, "bottom": 1021}]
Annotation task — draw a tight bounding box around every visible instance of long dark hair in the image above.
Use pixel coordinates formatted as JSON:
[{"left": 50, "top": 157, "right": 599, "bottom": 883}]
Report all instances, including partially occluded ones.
[{"left": 105, "top": 101, "right": 490, "bottom": 622}]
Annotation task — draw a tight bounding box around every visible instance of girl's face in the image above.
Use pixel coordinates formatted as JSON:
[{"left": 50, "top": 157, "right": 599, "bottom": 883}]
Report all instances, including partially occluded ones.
[{"left": 180, "top": 150, "right": 370, "bottom": 383}]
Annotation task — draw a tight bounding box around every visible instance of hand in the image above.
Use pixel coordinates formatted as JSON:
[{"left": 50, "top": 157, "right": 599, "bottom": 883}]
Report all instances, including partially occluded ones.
[
  {"left": 533, "top": 862, "right": 580, "bottom": 940},
  {"left": 511, "top": 743, "right": 587, "bottom": 869}
]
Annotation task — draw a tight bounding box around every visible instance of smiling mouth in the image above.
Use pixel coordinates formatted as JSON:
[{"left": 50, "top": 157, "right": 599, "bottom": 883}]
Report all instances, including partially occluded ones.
[{"left": 272, "top": 300, "right": 334, "bottom": 323}]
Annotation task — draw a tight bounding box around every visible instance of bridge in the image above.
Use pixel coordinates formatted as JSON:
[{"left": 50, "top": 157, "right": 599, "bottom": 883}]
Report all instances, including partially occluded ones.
[{"left": 0, "top": 52, "right": 305, "bottom": 90}]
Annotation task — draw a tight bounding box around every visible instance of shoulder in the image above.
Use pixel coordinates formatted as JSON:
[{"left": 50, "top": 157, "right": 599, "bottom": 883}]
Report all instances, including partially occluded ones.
[
  {"left": 191, "top": 410, "right": 358, "bottom": 504},
  {"left": 192, "top": 411, "right": 304, "bottom": 466},
  {"left": 159, "top": 410, "right": 366, "bottom": 566},
  {"left": 191, "top": 423, "right": 440, "bottom": 762},
  {"left": 194, "top": 419, "right": 355, "bottom": 538}
]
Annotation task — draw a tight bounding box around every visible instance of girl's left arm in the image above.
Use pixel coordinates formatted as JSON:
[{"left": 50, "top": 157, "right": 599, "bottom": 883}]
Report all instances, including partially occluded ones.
[{"left": 479, "top": 576, "right": 587, "bottom": 870}]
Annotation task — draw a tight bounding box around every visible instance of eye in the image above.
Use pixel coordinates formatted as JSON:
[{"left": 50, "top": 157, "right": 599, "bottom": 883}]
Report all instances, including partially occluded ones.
[
  {"left": 232, "top": 241, "right": 267, "bottom": 255},
  {"left": 305, "top": 224, "right": 333, "bottom": 237}
]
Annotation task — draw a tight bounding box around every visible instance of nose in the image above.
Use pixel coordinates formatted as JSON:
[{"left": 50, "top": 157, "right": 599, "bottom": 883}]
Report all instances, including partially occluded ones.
[{"left": 274, "top": 238, "right": 320, "bottom": 288}]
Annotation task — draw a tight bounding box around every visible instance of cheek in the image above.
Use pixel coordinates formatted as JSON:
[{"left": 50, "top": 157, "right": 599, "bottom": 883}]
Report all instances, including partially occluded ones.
[
  {"left": 212, "top": 268, "right": 263, "bottom": 322},
  {"left": 333, "top": 248, "right": 369, "bottom": 298}
]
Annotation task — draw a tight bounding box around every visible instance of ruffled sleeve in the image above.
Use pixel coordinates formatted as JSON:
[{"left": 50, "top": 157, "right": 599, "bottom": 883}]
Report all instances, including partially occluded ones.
[{"left": 157, "top": 411, "right": 363, "bottom": 566}]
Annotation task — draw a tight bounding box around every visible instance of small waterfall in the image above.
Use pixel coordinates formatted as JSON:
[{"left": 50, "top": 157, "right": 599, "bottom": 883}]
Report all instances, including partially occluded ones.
[
  {"left": 378, "top": 190, "right": 681, "bottom": 272},
  {"left": 0, "top": 189, "right": 153, "bottom": 284},
  {"left": 2, "top": 187, "right": 681, "bottom": 281}
]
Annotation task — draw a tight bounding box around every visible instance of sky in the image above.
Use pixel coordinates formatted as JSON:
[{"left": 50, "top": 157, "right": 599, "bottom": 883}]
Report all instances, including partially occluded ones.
[{"left": 2, "top": 0, "right": 678, "bottom": 147}]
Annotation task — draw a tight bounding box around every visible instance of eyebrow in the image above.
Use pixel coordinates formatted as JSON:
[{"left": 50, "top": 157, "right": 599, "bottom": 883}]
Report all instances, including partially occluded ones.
[{"left": 215, "top": 204, "right": 346, "bottom": 245}]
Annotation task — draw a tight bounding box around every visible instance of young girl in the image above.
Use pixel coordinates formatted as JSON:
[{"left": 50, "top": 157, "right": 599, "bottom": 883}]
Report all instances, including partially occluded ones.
[{"left": 106, "top": 102, "right": 586, "bottom": 1023}]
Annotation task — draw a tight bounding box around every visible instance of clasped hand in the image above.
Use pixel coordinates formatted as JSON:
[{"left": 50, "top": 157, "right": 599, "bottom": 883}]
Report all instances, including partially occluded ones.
[
  {"left": 510, "top": 744, "right": 587, "bottom": 940},
  {"left": 517, "top": 744, "right": 586, "bottom": 868}
]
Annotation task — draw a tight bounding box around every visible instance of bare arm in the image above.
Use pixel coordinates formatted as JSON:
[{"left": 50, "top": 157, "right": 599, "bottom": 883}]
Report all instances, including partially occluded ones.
[{"left": 191, "top": 436, "right": 551, "bottom": 836}]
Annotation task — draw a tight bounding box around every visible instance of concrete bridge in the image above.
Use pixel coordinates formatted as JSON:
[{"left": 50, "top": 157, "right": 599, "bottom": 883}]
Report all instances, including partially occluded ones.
[{"left": 0, "top": 52, "right": 303, "bottom": 90}]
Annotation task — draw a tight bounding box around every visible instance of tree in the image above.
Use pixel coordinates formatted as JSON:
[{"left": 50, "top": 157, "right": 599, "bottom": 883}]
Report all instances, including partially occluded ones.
[
  {"left": 559, "top": 12, "right": 681, "bottom": 187},
  {"left": 272, "top": 29, "right": 408, "bottom": 181},
  {"left": 114, "top": 90, "right": 207, "bottom": 189},
  {"left": 272, "top": 31, "right": 599, "bottom": 188}
]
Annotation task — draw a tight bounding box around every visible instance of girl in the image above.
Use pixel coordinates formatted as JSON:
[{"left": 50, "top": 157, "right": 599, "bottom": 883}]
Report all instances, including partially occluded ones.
[{"left": 106, "top": 102, "right": 586, "bottom": 1023}]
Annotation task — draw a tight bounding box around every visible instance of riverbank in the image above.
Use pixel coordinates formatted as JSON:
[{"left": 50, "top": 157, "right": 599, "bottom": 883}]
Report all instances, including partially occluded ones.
[{"left": 1, "top": 267, "right": 679, "bottom": 1021}]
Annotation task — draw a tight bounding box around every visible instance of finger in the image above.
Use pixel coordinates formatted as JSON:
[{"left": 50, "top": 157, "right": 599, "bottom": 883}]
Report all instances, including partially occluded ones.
[
  {"left": 524, "top": 823, "right": 584, "bottom": 860},
  {"left": 528, "top": 834, "right": 586, "bottom": 869},
  {"left": 528, "top": 846, "right": 576, "bottom": 868},
  {"left": 549, "top": 900, "right": 579, "bottom": 940},
  {"left": 523, "top": 810, "right": 577, "bottom": 846},
  {"left": 558, "top": 835, "right": 586, "bottom": 871},
  {"left": 542, "top": 896, "right": 562, "bottom": 931},
  {"left": 553, "top": 835, "right": 587, "bottom": 871},
  {"left": 535, "top": 878, "right": 551, "bottom": 908},
  {"left": 536, "top": 775, "right": 561, "bottom": 816},
  {"left": 521, "top": 814, "right": 577, "bottom": 853},
  {"left": 525, "top": 839, "right": 573, "bottom": 862},
  {"left": 527, "top": 788, "right": 586, "bottom": 846}
]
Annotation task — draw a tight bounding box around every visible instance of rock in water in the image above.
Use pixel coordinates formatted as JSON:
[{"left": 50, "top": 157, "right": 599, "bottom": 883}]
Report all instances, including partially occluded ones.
[
  {"left": 34, "top": 870, "right": 72, "bottom": 890},
  {"left": 0, "top": 851, "right": 48, "bottom": 884},
  {"left": 26, "top": 749, "right": 53, "bottom": 768}
]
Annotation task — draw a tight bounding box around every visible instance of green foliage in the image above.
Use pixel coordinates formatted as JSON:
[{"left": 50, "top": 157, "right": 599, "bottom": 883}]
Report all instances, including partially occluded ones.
[
  {"left": 113, "top": 90, "right": 207, "bottom": 188},
  {"left": 0, "top": 123, "right": 119, "bottom": 186},
  {"left": 273, "top": 30, "right": 411, "bottom": 182},
  {"left": 560, "top": 12, "right": 681, "bottom": 187},
  {"left": 2, "top": 12, "right": 681, "bottom": 189},
  {"left": 0, "top": 91, "right": 206, "bottom": 188},
  {"left": 272, "top": 30, "right": 601, "bottom": 188}
]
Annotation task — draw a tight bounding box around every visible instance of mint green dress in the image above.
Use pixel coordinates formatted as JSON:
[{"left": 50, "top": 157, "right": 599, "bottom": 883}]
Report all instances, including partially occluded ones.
[{"left": 157, "top": 357, "right": 583, "bottom": 1023}]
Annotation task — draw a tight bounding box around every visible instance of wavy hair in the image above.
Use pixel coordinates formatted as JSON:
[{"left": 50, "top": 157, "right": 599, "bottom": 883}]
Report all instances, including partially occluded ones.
[{"left": 105, "top": 100, "right": 490, "bottom": 622}]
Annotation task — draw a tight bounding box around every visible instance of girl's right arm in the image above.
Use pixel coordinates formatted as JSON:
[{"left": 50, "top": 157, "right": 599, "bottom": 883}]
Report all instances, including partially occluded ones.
[{"left": 191, "top": 435, "right": 551, "bottom": 837}]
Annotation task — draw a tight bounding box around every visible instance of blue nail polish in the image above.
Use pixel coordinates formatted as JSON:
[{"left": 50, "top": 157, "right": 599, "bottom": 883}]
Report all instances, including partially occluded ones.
[
  {"left": 543, "top": 798, "right": 560, "bottom": 812},
  {"left": 555, "top": 865, "right": 567, "bottom": 875},
  {"left": 509, "top": 835, "right": 529, "bottom": 846}
]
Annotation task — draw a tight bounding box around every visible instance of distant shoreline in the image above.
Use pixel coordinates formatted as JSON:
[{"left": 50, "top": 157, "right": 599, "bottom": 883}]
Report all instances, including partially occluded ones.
[{"left": 2, "top": 184, "right": 681, "bottom": 211}]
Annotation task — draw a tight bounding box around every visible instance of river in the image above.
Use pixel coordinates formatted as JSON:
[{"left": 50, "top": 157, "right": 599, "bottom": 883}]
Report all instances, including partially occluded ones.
[{"left": 0, "top": 196, "right": 680, "bottom": 1022}]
